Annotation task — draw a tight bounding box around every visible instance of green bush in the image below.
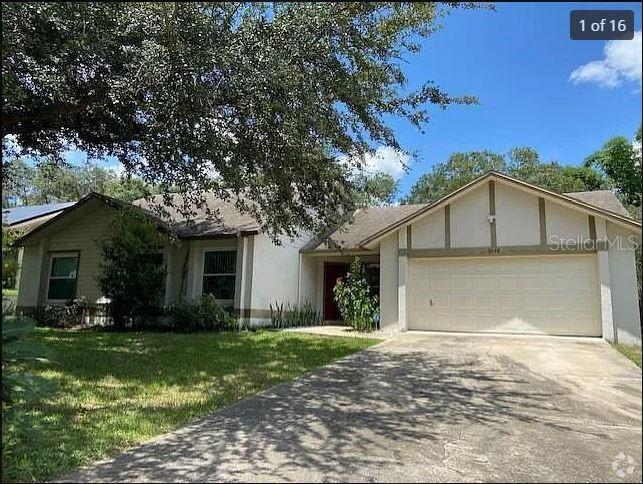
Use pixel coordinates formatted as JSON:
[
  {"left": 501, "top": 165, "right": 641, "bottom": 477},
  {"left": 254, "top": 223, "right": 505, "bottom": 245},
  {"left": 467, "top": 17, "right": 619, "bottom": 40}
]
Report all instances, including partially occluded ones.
[
  {"left": 35, "top": 298, "right": 89, "bottom": 328},
  {"left": 167, "top": 295, "right": 237, "bottom": 332},
  {"left": 269, "top": 301, "right": 322, "bottom": 328},
  {"left": 2, "top": 228, "right": 22, "bottom": 290},
  {"left": 333, "top": 257, "right": 379, "bottom": 332},
  {"left": 97, "top": 209, "right": 167, "bottom": 330}
]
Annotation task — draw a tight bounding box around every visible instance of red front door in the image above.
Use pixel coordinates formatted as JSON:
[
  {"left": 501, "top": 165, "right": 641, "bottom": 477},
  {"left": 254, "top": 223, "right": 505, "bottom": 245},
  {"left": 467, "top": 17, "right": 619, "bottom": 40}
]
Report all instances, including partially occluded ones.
[{"left": 323, "top": 263, "right": 350, "bottom": 321}]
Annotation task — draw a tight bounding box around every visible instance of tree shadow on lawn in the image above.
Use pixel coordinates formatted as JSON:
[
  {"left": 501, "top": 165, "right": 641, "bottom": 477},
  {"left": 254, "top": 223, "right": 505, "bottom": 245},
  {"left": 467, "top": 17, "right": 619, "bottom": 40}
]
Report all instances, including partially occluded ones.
[
  {"left": 57, "top": 348, "right": 613, "bottom": 483},
  {"left": 4, "top": 330, "right": 374, "bottom": 482}
]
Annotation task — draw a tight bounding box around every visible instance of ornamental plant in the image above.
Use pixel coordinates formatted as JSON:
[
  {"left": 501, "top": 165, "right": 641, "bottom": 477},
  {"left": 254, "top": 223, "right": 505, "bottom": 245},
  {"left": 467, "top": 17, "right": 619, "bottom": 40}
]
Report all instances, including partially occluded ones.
[{"left": 333, "top": 257, "right": 378, "bottom": 332}]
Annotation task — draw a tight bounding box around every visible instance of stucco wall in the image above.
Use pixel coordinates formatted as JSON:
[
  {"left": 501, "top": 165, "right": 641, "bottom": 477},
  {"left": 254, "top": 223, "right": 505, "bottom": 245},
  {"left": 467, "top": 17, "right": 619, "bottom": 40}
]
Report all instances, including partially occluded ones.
[
  {"left": 606, "top": 222, "right": 641, "bottom": 346},
  {"left": 546, "top": 200, "right": 590, "bottom": 244},
  {"left": 411, "top": 209, "right": 445, "bottom": 249},
  {"left": 250, "top": 234, "right": 302, "bottom": 316},
  {"left": 450, "top": 184, "right": 490, "bottom": 248},
  {"left": 495, "top": 183, "right": 541, "bottom": 246},
  {"left": 298, "top": 254, "right": 318, "bottom": 308},
  {"left": 379, "top": 232, "right": 399, "bottom": 332}
]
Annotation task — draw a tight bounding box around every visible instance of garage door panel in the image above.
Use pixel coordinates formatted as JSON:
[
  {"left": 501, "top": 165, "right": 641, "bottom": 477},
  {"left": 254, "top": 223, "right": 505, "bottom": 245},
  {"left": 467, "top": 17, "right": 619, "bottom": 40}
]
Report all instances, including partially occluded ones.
[{"left": 408, "top": 255, "right": 600, "bottom": 336}]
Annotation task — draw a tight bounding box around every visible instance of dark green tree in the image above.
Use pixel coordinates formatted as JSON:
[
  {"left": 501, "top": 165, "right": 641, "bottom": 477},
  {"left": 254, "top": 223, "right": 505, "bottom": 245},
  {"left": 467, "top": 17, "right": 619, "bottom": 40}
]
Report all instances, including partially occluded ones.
[
  {"left": 353, "top": 172, "right": 399, "bottom": 207},
  {"left": 404, "top": 150, "right": 505, "bottom": 204},
  {"left": 2, "top": 2, "right": 482, "bottom": 238},
  {"left": 97, "top": 210, "right": 167, "bottom": 329},
  {"left": 584, "top": 127, "right": 641, "bottom": 206},
  {"left": 404, "top": 147, "right": 609, "bottom": 204}
]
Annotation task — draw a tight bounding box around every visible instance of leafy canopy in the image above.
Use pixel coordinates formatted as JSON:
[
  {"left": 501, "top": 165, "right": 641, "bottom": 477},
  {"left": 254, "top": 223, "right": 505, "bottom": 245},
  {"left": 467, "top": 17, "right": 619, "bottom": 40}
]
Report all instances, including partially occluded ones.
[
  {"left": 2, "top": 159, "right": 159, "bottom": 207},
  {"left": 2, "top": 2, "right": 482, "bottom": 238},
  {"left": 584, "top": 127, "right": 641, "bottom": 207},
  {"left": 403, "top": 147, "right": 610, "bottom": 204}
]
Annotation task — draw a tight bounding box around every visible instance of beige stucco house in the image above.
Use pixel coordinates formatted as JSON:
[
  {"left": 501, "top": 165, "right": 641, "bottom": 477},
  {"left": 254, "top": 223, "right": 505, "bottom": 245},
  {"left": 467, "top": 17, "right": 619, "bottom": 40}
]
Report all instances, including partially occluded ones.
[{"left": 14, "top": 171, "right": 642, "bottom": 346}]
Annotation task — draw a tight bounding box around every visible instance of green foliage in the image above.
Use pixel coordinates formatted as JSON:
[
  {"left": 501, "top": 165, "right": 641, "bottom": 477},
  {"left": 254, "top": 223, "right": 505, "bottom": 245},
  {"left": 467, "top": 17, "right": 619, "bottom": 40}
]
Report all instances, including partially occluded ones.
[
  {"left": 2, "top": 158, "right": 34, "bottom": 208},
  {"left": 353, "top": 172, "right": 399, "bottom": 207},
  {"left": 2, "top": 228, "right": 23, "bottom": 289},
  {"left": 333, "top": 257, "right": 379, "bottom": 332},
  {"left": 2, "top": 329, "right": 377, "bottom": 482},
  {"left": 403, "top": 147, "right": 609, "bottom": 204},
  {"left": 97, "top": 209, "right": 167, "bottom": 329},
  {"left": 404, "top": 150, "right": 505, "bottom": 204},
  {"left": 35, "top": 298, "right": 89, "bottom": 329},
  {"left": 269, "top": 301, "right": 322, "bottom": 328},
  {"left": 2, "top": 2, "right": 482, "bottom": 238},
  {"left": 2, "top": 314, "right": 54, "bottom": 406},
  {"left": 167, "top": 295, "right": 237, "bottom": 332},
  {"left": 2, "top": 160, "right": 159, "bottom": 206},
  {"left": 585, "top": 128, "right": 641, "bottom": 206}
]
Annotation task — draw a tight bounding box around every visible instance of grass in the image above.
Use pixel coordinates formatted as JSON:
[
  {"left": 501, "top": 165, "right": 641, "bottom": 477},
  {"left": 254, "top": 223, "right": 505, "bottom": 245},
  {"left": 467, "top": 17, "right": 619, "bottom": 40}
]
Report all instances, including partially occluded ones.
[
  {"left": 2, "top": 288, "right": 18, "bottom": 297},
  {"left": 612, "top": 343, "right": 642, "bottom": 368},
  {"left": 2, "top": 328, "right": 378, "bottom": 482}
]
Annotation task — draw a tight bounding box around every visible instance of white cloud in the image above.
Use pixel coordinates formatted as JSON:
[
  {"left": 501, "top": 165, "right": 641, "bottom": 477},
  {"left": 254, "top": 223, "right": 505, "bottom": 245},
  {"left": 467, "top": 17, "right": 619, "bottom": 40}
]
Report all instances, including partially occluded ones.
[
  {"left": 345, "top": 146, "right": 409, "bottom": 179},
  {"left": 569, "top": 31, "right": 642, "bottom": 88}
]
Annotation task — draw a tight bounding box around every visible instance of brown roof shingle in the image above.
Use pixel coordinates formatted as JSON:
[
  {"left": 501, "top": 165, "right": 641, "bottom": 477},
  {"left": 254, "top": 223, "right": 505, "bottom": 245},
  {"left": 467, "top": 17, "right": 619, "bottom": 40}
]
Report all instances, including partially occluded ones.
[
  {"left": 564, "top": 190, "right": 630, "bottom": 217},
  {"left": 133, "top": 193, "right": 261, "bottom": 238},
  {"left": 306, "top": 204, "right": 427, "bottom": 251}
]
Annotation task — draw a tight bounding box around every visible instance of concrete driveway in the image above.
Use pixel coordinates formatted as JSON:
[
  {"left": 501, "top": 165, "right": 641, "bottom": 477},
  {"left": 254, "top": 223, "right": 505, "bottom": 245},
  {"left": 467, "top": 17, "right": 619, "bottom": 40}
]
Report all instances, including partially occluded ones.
[{"left": 61, "top": 333, "right": 642, "bottom": 483}]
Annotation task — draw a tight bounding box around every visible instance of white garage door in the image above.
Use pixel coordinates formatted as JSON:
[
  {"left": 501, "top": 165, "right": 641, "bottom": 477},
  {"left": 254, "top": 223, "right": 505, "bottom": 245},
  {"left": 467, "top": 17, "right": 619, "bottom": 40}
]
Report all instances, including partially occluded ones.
[{"left": 408, "top": 255, "right": 600, "bottom": 336}]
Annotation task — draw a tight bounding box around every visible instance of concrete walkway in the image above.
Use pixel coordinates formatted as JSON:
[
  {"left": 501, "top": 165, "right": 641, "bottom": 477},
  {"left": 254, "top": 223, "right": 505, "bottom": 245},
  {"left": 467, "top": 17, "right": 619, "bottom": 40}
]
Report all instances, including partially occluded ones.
[
  {"left": 282, "top": 324, "right": 388, "bottom": 339},
  {"left": 59, "top": 333, "right": 641, "bottom": 482}
]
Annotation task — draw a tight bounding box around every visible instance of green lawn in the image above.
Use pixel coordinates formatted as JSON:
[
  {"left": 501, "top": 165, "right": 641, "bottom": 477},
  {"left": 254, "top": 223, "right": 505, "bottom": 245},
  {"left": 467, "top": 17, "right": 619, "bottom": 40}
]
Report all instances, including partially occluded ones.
[
  {"left": 612, "top": 343, "right": 642, "bottom": 368},
  {"left": 2, "top": 329, "right": 378, "bottom": 482}
]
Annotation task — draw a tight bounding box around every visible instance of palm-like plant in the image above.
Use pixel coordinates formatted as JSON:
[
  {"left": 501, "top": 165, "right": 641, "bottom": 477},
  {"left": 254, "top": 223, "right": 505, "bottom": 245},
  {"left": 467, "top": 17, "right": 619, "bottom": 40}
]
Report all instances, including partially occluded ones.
[{"left": 2, "top": 311, "right": 55, "bottom": 406}]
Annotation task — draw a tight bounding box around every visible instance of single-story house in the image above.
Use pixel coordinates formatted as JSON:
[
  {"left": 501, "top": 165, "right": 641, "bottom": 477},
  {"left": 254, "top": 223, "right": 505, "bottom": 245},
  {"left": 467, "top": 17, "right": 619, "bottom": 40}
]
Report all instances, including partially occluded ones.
[{"left": 14, "top": 171, "right": 642, "bottom": 346}]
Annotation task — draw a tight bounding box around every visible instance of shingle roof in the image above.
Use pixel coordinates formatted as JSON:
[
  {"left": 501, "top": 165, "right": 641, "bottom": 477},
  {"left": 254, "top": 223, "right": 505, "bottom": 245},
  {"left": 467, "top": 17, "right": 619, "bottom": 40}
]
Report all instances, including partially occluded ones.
[
  {"left": 305, "top": 204, "right": 427, "bottom": 251},
  {"left": 5, "top": 212, "right": 61, "bottom": 232},
  {"left": 564, "top": 190, "right": 630, "bottom": 217},
  {"left": 133, "top": 193, "right": 261, "bottom": 238}
]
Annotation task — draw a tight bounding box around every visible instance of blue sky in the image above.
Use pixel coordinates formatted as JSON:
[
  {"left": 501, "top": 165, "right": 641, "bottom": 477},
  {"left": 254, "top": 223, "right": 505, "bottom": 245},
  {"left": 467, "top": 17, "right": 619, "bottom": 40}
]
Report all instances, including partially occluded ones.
[
  {"left": 63, "top": 2, "right": 642, "bottom": 199},
  {"left": 384, "top": 2, "right": 642, "bottom": 197}
]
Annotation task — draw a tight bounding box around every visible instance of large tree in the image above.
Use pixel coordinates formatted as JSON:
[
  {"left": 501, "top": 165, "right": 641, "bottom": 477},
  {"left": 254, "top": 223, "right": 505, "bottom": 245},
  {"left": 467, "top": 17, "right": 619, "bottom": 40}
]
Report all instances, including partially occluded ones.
[
  {"left": 403, "top": 150, "right": 505, "bottom": 204},
  {"left": 584, "top": 127, "right": 641, "bottom": 208},
  {"left": 403, "top": 147, "right": 609, "bottom": 204},
  {"left": 2, "top": 2, "right": 482, "bottom": 238}
]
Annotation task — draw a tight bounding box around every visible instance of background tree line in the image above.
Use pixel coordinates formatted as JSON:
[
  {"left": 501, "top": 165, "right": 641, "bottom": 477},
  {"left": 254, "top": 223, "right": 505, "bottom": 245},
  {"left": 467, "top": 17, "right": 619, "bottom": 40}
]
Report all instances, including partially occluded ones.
[
  {"left": 2, "top": 159, "right": 158, "bottom": 208},
  {"left": 402, "top": 126, "right": 642, "bottom": 221}
]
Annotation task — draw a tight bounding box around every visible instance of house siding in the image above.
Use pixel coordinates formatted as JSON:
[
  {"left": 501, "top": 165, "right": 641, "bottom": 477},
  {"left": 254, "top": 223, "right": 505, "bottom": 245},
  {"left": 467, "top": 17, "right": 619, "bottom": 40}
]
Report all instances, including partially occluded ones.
[{"left": 607, "top": 222, "right": 642, "bottom": 346}]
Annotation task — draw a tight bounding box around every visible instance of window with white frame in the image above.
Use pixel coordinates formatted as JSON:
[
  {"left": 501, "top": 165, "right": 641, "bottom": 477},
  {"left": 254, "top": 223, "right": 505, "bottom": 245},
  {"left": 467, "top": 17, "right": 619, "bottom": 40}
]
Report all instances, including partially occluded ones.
[
  {"left": 202, "top": 249, "right": 236, "bottom": 301},
  {"left": 47, "top": 253, "right": 79, "bottom": 300}
]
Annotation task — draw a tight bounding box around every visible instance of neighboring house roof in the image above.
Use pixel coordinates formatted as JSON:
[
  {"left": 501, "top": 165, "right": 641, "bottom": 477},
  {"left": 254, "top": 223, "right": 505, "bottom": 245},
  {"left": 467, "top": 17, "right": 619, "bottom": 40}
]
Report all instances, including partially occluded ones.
[
  {"left": 2, "top": 202, "right": 75, "bottom": 225},
  {"left": 133, "top": 193, "right": 261, "bottom": 238},
  {"left": 564, "top": 190, "right": 630, "bottom": 218},
  {"left": 303, "top": 204, "right": 426, "bottom": 252},
  {"left": 5, "top": 211, "right": 62, "bottom": 233}
]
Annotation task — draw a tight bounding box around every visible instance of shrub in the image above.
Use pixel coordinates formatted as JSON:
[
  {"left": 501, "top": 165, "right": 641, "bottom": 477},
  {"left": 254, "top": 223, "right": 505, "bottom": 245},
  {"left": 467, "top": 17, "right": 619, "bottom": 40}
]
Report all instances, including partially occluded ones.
[
  {"left": 333, "top": 257, "right": 379, "bottom": 332},
  {"left": 2, "top": 228, "right": 23, "bottom": 290},
  {"left": 167, "top": 295, "right": 237, "bottom": 332},
  {"left": 97, "top": 209, "right": 167, "bottom": 330},
  {"left": 35, "top": 298, "right": 89, "bottom": 328},
  {"left": 269, "top": 301, "right": 322, "bottom": 328}
]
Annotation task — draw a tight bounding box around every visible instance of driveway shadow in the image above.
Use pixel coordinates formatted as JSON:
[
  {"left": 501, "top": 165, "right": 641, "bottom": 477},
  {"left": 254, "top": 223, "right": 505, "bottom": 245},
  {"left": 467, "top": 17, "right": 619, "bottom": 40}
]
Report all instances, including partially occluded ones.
[{"left": 59, "top": 347, "right": 626, "bottom": 482}]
